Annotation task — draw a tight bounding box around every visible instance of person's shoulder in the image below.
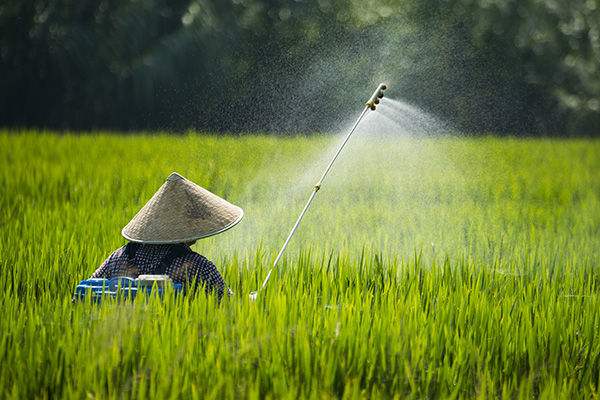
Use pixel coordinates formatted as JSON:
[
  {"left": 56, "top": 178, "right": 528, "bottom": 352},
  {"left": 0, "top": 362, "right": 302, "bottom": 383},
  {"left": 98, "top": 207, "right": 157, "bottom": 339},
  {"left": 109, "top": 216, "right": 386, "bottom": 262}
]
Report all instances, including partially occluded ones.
[
  {"left": 111, "top": 245, "right": 128, "bottom": 258},
  {"left": 102, "top": 244, "right": 129, "bottom": 263},
  {"left": 185, "top": 250, "right": 214, "bottom": 266}
]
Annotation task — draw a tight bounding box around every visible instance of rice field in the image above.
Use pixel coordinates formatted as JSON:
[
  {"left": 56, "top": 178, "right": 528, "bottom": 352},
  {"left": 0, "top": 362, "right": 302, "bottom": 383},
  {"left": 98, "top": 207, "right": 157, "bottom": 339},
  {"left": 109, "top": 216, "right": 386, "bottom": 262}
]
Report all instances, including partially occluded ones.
[{"left": 1, "top": 130, "right": 600, "bottom": 399}]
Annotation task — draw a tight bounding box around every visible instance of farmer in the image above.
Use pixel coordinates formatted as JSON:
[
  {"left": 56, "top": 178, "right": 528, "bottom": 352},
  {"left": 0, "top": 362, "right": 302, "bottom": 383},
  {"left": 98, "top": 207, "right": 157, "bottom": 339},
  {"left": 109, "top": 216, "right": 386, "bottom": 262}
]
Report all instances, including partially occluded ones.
[{"left": 91, "top": 172, "right": 243, "bottom": 299}]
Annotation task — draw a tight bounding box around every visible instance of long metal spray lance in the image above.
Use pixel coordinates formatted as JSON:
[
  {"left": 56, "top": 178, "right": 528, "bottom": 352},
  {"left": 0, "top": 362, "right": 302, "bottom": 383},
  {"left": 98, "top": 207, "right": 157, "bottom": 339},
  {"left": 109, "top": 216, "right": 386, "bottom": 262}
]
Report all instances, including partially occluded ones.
[{"left": 250, "top": 83, "right": 388, "bottom": 300}]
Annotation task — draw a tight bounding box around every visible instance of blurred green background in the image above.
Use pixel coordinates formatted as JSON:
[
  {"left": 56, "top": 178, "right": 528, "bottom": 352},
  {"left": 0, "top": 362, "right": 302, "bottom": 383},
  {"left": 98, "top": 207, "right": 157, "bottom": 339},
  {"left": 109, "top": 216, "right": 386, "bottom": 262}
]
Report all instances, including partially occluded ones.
[{"left": 1, "top": 0, "right": 599, "bottom": 135}]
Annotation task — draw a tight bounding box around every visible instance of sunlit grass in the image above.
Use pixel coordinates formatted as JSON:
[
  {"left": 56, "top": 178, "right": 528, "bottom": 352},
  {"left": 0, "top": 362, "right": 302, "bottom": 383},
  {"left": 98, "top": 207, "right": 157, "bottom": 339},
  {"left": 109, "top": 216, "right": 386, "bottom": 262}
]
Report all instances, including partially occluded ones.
[{"left": 1, "top": 130, "right": 599, "bottom": 398}]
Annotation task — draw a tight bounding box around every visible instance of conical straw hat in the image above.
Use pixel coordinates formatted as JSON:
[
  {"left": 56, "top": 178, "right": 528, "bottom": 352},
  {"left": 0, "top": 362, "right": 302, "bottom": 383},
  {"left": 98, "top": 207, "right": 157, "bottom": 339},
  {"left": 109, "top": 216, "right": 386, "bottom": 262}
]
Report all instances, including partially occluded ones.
[{"left": 122, "top": 172, "right": 243, "bottom": 244}]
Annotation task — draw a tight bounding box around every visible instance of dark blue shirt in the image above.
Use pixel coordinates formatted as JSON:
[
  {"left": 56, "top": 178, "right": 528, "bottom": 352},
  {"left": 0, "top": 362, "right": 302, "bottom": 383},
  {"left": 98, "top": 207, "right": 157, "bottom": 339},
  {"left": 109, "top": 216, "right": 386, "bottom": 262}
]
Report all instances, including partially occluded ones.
[{"left": 92, "top": 243, "right": 228, "bottom": 298}]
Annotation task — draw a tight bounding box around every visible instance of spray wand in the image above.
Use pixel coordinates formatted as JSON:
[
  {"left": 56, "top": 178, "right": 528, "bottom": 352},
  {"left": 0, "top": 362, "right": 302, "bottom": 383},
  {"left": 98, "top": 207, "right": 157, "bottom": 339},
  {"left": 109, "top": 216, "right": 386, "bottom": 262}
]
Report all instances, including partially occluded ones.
[{"left": 249, "top": 83, "right": 387, "bottom": 300}]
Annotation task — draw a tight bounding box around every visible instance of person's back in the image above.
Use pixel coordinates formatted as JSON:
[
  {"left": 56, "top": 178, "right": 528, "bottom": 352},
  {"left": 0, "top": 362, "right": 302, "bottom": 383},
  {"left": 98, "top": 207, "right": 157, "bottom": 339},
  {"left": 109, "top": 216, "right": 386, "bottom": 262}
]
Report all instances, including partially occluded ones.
[
  {"left": 92, "top": 242, "right": 228, "bottom": 298},
  {"left": 88, "top": 172, "right": 243, "bottom": 300}
]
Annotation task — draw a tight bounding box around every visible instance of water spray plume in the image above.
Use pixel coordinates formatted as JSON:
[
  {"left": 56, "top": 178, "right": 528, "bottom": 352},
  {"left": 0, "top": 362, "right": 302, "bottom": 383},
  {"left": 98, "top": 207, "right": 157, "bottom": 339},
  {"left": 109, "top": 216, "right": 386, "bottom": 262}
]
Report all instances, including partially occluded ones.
[{"left": 249, "top": 83, "right": 388, "bottom": 301}]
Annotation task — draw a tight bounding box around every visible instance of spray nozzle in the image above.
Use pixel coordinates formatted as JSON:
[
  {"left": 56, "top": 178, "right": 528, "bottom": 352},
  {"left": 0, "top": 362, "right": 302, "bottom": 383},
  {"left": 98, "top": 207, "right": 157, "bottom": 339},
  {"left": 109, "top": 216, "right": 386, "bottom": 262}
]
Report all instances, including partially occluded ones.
[{"left": 366, "top": 83, "right": 387, "bottom": 110}]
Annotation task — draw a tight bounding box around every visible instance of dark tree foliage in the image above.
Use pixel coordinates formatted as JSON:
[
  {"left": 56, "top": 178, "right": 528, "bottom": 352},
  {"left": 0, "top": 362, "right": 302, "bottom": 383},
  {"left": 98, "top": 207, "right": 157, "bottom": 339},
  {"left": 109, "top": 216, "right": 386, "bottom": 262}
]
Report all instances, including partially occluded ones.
[{"left": 0, "top": 0, "right": 598, "bottom": 135}]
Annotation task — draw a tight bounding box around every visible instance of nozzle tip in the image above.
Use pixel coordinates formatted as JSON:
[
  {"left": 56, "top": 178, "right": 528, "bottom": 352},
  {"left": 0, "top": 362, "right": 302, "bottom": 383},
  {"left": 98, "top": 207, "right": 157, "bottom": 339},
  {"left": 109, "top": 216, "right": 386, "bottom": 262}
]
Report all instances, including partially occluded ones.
[{"left": 381, "top": 84, "right": 387, "bottom": 90}]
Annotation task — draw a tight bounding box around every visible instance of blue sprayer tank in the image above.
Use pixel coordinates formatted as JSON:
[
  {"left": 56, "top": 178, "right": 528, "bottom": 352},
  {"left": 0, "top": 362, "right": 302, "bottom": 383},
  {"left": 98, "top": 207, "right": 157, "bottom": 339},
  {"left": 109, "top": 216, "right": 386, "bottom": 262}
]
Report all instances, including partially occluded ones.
[{"left": 73, "top": 275, "right": 183, "bottom": 303}]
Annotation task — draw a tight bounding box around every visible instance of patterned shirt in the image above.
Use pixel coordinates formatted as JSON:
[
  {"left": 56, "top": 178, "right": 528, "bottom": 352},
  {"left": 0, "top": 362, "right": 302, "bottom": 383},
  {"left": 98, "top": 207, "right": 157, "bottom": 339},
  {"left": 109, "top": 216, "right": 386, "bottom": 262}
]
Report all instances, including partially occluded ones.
[{"left": 91, "top": 243, "right": 229, "bottom": 298}]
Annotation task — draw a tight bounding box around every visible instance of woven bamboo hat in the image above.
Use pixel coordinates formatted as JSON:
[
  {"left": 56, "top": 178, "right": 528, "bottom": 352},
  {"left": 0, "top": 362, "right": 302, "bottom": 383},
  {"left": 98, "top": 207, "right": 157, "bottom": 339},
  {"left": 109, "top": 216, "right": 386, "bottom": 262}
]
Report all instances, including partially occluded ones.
[{"left": 122, "top": 172, "right": 243, "bottom": 244}]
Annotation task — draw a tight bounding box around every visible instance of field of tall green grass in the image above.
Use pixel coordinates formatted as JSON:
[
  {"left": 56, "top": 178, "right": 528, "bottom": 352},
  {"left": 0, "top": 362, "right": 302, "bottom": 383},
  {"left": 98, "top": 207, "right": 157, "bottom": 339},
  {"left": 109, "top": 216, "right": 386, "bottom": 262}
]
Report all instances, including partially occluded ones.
[{"left": 1, "top": 130, "right": 600, "bottom": 398}]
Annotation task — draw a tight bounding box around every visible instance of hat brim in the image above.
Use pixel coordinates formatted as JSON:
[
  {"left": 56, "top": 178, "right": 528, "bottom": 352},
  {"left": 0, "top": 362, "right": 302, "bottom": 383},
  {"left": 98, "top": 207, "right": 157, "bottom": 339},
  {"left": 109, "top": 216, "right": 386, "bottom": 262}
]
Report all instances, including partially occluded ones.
[{"left": 122, "top": 208, "right": 244, "bottom": 244}]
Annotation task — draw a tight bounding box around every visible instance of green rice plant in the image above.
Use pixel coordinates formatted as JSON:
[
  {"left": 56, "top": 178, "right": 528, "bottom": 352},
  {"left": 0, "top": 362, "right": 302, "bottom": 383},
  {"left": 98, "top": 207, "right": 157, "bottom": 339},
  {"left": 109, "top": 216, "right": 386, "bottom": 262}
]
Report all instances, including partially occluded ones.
[{"left": 0, "top": 130, "right": 599, "bottom": 398}]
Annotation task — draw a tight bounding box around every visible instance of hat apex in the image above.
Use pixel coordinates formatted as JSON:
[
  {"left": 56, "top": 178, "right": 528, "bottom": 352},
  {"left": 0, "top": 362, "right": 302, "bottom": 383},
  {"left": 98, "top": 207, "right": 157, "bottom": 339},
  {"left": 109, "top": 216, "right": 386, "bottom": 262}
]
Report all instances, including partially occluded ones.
[{"left": 167, "top": 172, "right": 184, "bottom": 182}]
